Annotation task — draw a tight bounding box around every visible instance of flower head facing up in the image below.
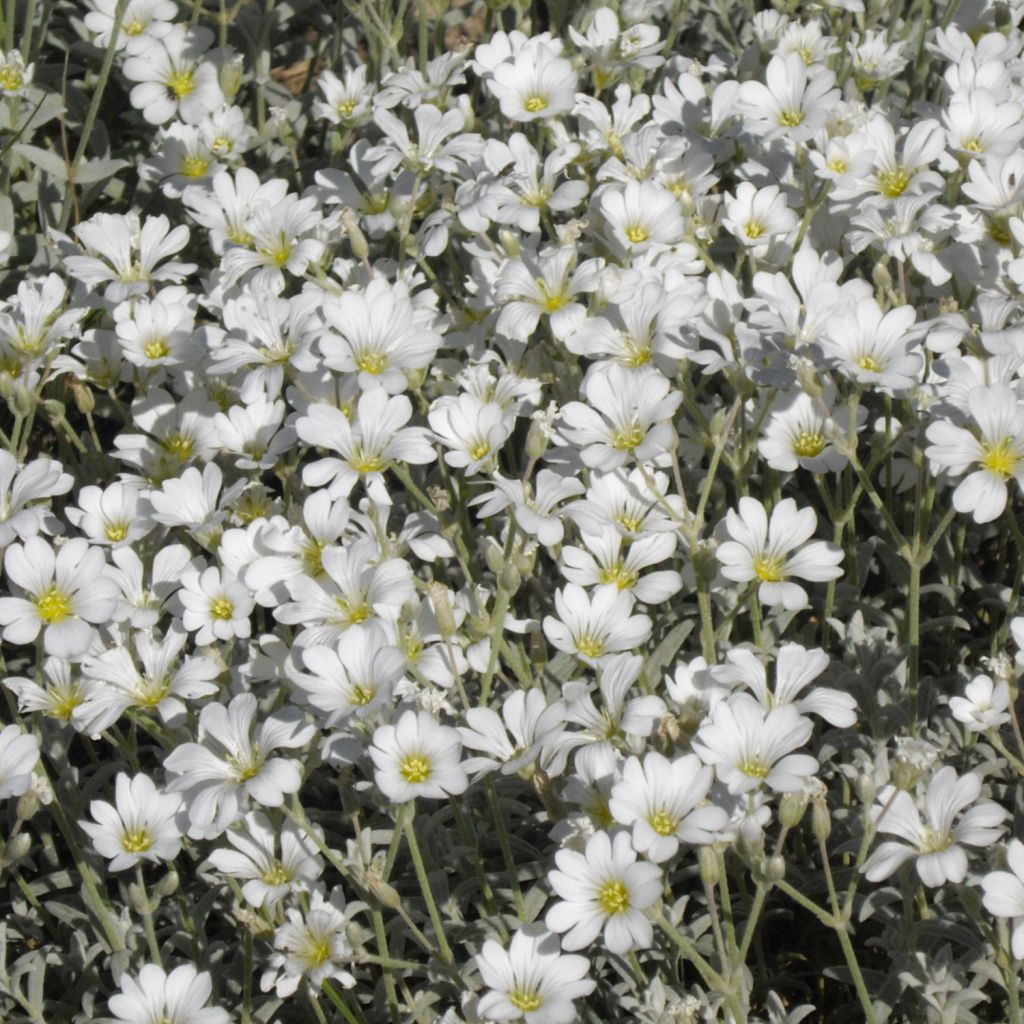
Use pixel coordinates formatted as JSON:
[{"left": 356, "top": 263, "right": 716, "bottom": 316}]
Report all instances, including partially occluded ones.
[{"left": 369, "top": 709, "right": 468, "bottom": 802}]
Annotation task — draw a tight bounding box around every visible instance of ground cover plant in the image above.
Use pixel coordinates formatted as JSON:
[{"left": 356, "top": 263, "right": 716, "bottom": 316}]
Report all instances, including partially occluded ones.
[{"left": 3, "top": 0, "right": 1024, "bottom": 1021}]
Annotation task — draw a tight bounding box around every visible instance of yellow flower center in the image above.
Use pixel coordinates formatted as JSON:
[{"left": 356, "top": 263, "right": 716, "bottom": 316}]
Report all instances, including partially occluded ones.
[
  {"left": 576, "top": 634, "right": 606, "bottom": 659},
  {"left": 137, "top": 674, "right": 171, "bottom": 708},
  {"left": 827, "top": 158, "right": 848, "bottom": 173},
  {"left": 621, "top": 341, "right": 653, "bottom": 367},
  {"left": 210, "top": 597, "right": 234, "bottom": 620},
  {"left": 982, "top": 437, "right": 1020, "bottom": 478},
  {"left": 0, "top": 66, "right": 23, "bottom": 92},
  {"left": 626, "top": 225, "right": 650, "bottom": 244},
  {"left": 536, "top": 278, "right": 569, "bottom": 313},
  {"left": 855, "top": 354, "right": 883, "bottom": 373},
  {"left": 260, "top": 241, "right": 293, "bottom": 268},
  {"left": 469, "top": 440, "right": 492, "bottom": 461},
  {"left": 612, "top": 423, "right": 645, "bottom": 451},
  {"left": 124, "top": 17, "right": 147, "bottom": 35},
  {"left": 168, "top": 67, "right": 196, "bottom": 99},
  {"left": 302, "top": 540, "right": 325, "bottom": 577},
  {"left": 307, "top": 938, "right": 333, "bottom": 966},
  {"left": 778, "top": 110, "right": 805, "bottom": 127},
  {"left": 918, "top": 827, "right": 954, "bottom": 854},
  {"left": 878, "top": 165, "right": 910, "bottom": 198},
  {"left": 739, "top": 757, "right": 771, "bottom": 780},
  {"left": 337, "top": 99, "right": 357, "bottom": 118},
  {"left": 228, "top": 226, "right": 254, "bottom": 246},
  {"left": 962, "top": 138, "right": 983, "bottom": 153},
  {"left": 122, "top": 829, "right": 153, "bottom": 853},
  {"left": 355, "top": 351, "right": 388, "bottom": 375},
  {"left": 36, "top": 585, "right": 71, "bottom": 624},
  {"left": 163, "top": 433, "right": 194, "bottom": 460},
  {"left": 616, "top": 513, "right": 643, "bottom": 533},
  {"left": 51, "top": 689, "right": 83, "bottom": 722},
  {"left": 793, "top": 431, "right": 826, "bottom": 458},
  {"left": 262, "top": 861, "right": 292, "bottom": 886},
  {"left": 335, "top": 597, "right": 372, "bottom": 624},
  {"left": 509, "top": 990, "right": 544, "bottom": 1012},
  {"left": 106, "top": 522, "right": 129, "bottom": 542},
  {"left": 182, "top": 154, "right": 210, "bottom": 178},
  {"left": 649, "top": 810, "right": 677, "bottom": 836},
  {"left": 400, "top": 753, "right": 432, "bottom": 783},
  {"left": 597, "top": 880, "right": 631, "bottom": 915},
  {"left": 350, "top": 684, "right": 375, "bottom": 706},
  {"left": 524, "top": 95, "right": 547, "bottom": 113},
  {"left": 753, "top": 554, "right": 786, "bottom": 583},
  {"left": 144, "top": 337, "right": 170, "bottom": 360},
  {"left": 350, "top": 448, "right": 387, "bottom": 474},
  {"left": 745, "top": 221, "right": 764, "bottom": 239},
  {"left": 364, "top": 191, "right": 390, "bottom": 215},
  {"left": 599, "top": 561, "right": 638, "bottom": 590},
  {"left": 990, "top": 216, "right": 1012, "bottom": 246}
]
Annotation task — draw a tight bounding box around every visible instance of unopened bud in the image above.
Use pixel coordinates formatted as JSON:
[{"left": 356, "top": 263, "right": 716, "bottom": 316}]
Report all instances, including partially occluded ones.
[
  {"left": 498, "top": 228, "right": 521, "bottom": 258},
  {"left": 794, "top": 359, "right": 822, "bottom": 400},
  {"left": 499, "top": 561, "right": 521, "bottom": 593},
  {"left": 10, "top": 382, "right": 34, "bottom": 417},
  {"left": 871, "top": 259, "right": 893, "bottom": 291},
  {"left": 891, "top": 759, "right": 921, "bottom": 791},
  {"left": 153, "top": 868, "right": 180, "bottom": 899},
  {"left": 1, "top": 832, "right": 31, "bottom": 866},
  {"left": 698, "top": 845, "right": 720, "bottom": 887},
  {"left": 367, "top": 873, "right": 403, "bottom": 910},
  {"left": 68, "top": 377, "right": 95, "bottom": 414},
  {"left": 15, "top": 788, "right": 38, "bottom": 822},
  {"left": 484, "top": 540, "right": 505, "bottom": 577},
  {"left": 341, "top": 208, "right": 369, "bottom": 262},
  {"left": 779, "top": 791, "right": 808, "bottom": 829},
  {"left": 42, "top": 398, "right": 65, "bottom": 420},
  {"left": 765, "top": 855, "right": 786, "bottom": 882},
  {"left": 427, "top": 581, "right": 457, "bottom": 639},
  {"left": 525, "top": 417, "right": 551, "bottom": 459},
  {"left": 855, "top": 771, "right": 876, "bottom": 806},
  {"left": 811, "top": 797, "right": 832, "bottom": 842},
  {"left": 219, "top": 55, "right": 245, "bottom": 103},
  {"left": 404, "top": 365, "right": 428, "bottom": 391}
]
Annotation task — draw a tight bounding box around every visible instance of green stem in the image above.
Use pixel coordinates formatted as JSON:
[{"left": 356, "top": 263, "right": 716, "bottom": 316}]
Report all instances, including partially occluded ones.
[
  {"left": 401, "top": 803, "right": 454, "bottom": 964},
  {"left": 135, "top": 863, "right": 162, "bottom": 965},
  {"left": 485, "top": 776, "right": 526, "bottom": 919}
]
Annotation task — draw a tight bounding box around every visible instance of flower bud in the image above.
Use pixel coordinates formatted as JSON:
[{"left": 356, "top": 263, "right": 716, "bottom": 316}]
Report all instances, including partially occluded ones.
[
  {"left": 15, "top": 788, "right": 38, "bottom": 823},
  {"left": 698, "top": 845, "right": 720, "bottom": 887},
  {"left": 498, "top": 229, "right": 521, "bottom": 258},
  {"left": 855, "top": 772, "right": 876, "bottom": 806},
  {"left": 871, "top": 259, "right": 893, "bottom": 291},
  {"left": 153, "top": 868, "right": 180, "bottom": 899},
  {"left": 811, "top": 797, "right": 832, "bottom": 842},
  {"left": 427, "top": 581, "right": 457, "bottom": 639},
  {"left": 765, "top": 855, "right": 786, "bottom": 882},
  {"left": 219, "top": 54, "right": 245, "bottom": 102},
  {"left": 1, "top": 832, "right": 31, "bottom": 866},
  {"left": 341, "top": 208, "right": 369, "bottom": 263},
  {"left": 779, "top": 791, "right": 808, "bottom": 829},
  {"left": 499, "top": 561, "right": 521, "bottom": 593},
  {"left": 68, "top": 377, "right": 95, "bottom": 414}
]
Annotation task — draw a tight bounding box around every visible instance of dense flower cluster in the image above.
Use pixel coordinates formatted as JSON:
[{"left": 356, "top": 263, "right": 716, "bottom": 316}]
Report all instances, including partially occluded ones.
[{"left": 3, "top": 0, "right": 1024, "bottom": 1022}]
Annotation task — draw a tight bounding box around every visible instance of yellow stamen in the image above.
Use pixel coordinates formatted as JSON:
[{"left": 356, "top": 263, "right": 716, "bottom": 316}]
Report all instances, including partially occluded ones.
[
  {"left": 778, "top": 110, "right": 805, "bottom": 127},
  {"left": 524, "top": 95, "right": 547, "bottom": 113},
  {"left": 878, "top": 165, "right": 910, "bottom": 198},
  {"left": 509, "top": 990, "right": 544, "bottom": 1012},
  {"left": 793, "top": 431, "right": 826, "bottom": 458},
  {"left": 144, "top": 338, "right": 170, "bottom": 360},
  {"left": 753, "top": 554, "right": 785, "bottom": 583},
  {"left": 576, "top": 634, "right": 606, "bottom": 659},
  {"left": 649, "top": 810, "right": 677, "bottom": 836},
  {"left": 122, "top": 829, "right": 152, "bottom": 853},
  {"left": 400, "top": 753, "right": 432, "bottom": 783},
  {"left": 36, "top": 586, "right": 71, "bottom": 624},
  {"left": 210, "top": 597, "right": 234, "bottom": 620},
  {"left": 597, "top": 880, "right": 631, "bottom": 915},
  {"left": 982, "top": 437, "right": 1020, "bottom": 478},
  {"left": 168, "top": 67, "right": 196, "bottom": 99},
  {"left": 626, "top": 225, "right": 650, "bottom": 244}
]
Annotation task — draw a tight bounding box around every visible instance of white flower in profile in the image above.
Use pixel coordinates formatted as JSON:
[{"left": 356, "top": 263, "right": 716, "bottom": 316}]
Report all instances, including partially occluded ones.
[
  {"left": 460, "top": 689, "right": 567, "bottom": 781},
  {"left": 949, "top": 674, "right": 1011, "bottom": 732},
  {"left": 715, "top": 497, "right": 843, "bottom": 611},
  {"left": 712, "top": 644, "right": 857, "bottom": 728},
  {"left": 261, "top": 888, "right": 357, "bottom": 998},
  {"left": 182, "top": 167, "right": 289, "bottom": 255},
  {"left": 863, "top": 767, "right": 1007, "bottom": 886},
  {"left": 429, "top": 393, "right": 514, "bottom": 476},
  {"left": 121, "top": 25, "right": 224, "bottom": 125},
  {"left": 543, "top": 584, "right": 652, "bottom": 666},
  {"left": 471, "top": 469, "right": 584, "bottom": 547},
  {"left": 737, "top": 52, "right": 839, "bottom": 142},
  {"left": 63, "top": 212, "right": 195, "bottom": 302},
  {"left": 369, "top": 709, "right": 468, "bottom": 802},
  {"left": 0, "top": 537, "right": 118, "bottom": 658},
  {"left": 609, "top": 752, "right": 727, "bottom": 863},
  {"left": 319, "top": 277, "right": 442, "bottom": 393},
  {"left": 0, "top": 452, "right": 73, "bottom": 548},
  {"left": 596, "top": 180, "right": 686, "bottom": 258},
  {"left": 164, "top": 692, "right": 316, "bottom": 839},
  {"left": 109, "top": 964, "right": 228, "bottom": 1024},
  {"left": 476, "top": 926, "right": 596, "bottom": 1024},
  {"left": 943, "top": 88, "right": 1024, "bottom": 159},
  {"left": 206, "top": 810, "right": 323, "bottom": 908},
  {"left": 489, "top": 46, "right": 577, "bottom": 122},
  {"left": 925, "top": 383, "right": 1024, "bottom": 523},
  {"left": 80, "top": 772, "right": 183, "bottom": 872},
  {"left": 981, "top": 840, "right": 1024, "bottom": 957},
  {"left": 692, "top": 694, "right": 818, "bottom": 794},
  {"left": 545, "top": 829, "right": 662, "bottom": 954},
  {"left": 0, "top": 273, "right": 87, "bottom": 360},
  {"left": 0, "top": 724, "right": 40, "bottom": 800}
]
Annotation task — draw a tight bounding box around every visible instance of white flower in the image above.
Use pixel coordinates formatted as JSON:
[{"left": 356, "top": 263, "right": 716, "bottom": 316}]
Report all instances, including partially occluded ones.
[
  {"left": 692, "top": 694, "right": 818, "bottom": 794},
  {"left": 0, "top": 537, "right": 118, "bottom": 658},
  {"left": 821, "top": 300, "right": 923, "bottom": 392},
  {"left": 721, "top": 182, "right": 798, "bottom": 254},
  {"left": 110, "top": 964, "right": 228, "bottom": 1024},
  {"left": 609, "top": 752, "right": 728, "bottom": 862},
  {"left": 738, "top": 52, "right": 839, "bottom": 142},
  {"left": 715, "top": 497, "right": 843, "bottom": 611},
  {"left": 545, "top": 829, "right": 662, "bottom": 953},
  {"left": 925, "top": 384, "right": 1024, "bottom": 523},
  {"left": 206, "top": 810, "right": 322, "bottom": 907},
  {"left": 596, "top": 180, "right": 686, "bottom": 257},
  {"left": 0, "top": 724, "right": 40, "bottom": 800},
  {"left": 0, "top": 453, "right": 73, "bottom": 548},
  {"left": 369, "top": 709, "right": 468, "bottom": 802},
  {"left": 261, "top": 888, "right": 358, "bottom": 998},
  {"left": 758, "top": 391, "right": 854, "bottom": 474},
  {"left": 488, "top": 46, "right": 577, "bottom": 122},
  {"left": 543, "top": 584, "right": 652, "bottom": 666},
  {"left": 981, "top": 840, "right": 1024, "bottom": 958},
  {"left": 177, "top": 566, "right": 254, "bottom": 645},
  {"left": 164, "top": 693, "right": 315, "bottom": 839},
  {"left": 949, "top": 674, "right": 1011, "bottom": 732},
  {"left": 429, "top": 393, "right": 514, "bottom": 476},
  {"left": 80, "top": 772, "right": 183, "bottom": 871},
  {"left": 477, "top": 926, "right": 596, "bottom": 1024},
  {"left": 85, "top": 0, "right": 177, "bottom": 51},
  {"left": 863, "top": 767, "right": 1007, "bottom": 886}
]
